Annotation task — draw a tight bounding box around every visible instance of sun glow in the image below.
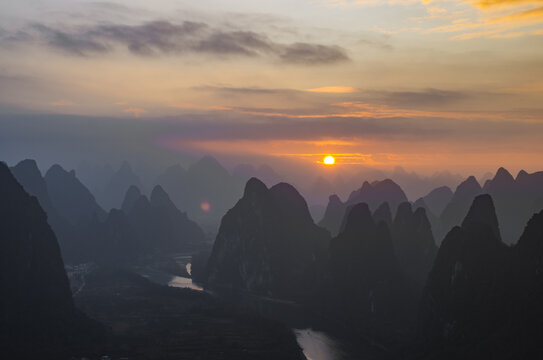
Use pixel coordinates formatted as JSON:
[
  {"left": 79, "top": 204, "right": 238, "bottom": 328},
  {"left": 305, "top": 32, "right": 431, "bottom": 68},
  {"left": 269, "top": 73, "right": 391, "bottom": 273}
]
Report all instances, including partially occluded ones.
[{"left": 323, "top": 156, "right": 335, "bottom": 165}]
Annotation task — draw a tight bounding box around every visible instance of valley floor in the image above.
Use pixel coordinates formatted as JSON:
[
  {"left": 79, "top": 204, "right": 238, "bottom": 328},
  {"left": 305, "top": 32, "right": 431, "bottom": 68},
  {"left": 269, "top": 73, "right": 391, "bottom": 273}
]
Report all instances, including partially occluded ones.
[{"left": 72, "top": 266, "right": 305, "bottom": 360}]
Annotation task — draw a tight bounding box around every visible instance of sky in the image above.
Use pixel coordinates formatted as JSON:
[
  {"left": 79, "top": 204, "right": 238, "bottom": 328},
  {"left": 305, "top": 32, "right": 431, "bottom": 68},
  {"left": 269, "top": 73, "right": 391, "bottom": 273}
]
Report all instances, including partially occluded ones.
[{"left": 1, "top": 0, "right": 543, "bottom": 178}]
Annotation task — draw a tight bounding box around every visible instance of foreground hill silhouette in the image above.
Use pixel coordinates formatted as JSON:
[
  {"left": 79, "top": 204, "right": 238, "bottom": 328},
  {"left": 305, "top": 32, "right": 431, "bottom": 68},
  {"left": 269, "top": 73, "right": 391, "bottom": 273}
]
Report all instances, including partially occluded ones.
[
  {"left": 206, "top": 177, "right": 330, "bottom": 298},
  {"left": 391, "top": 202, "right": 437, "bottom": 287},
  {"left": 419, "top": 194, "right": 543, "bottom": 359},
  {"left": 327, "top": 203, "right": 410, "bottom": 333},
  {"left": 0, "top": 162, "right": 100, "bottom": 356}
]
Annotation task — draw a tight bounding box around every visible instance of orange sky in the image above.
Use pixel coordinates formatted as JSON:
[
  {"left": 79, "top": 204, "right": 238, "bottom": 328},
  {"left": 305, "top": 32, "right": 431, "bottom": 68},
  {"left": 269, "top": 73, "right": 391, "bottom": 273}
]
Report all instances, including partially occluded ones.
[{"left": 0, "top": 0, "right": 542, "bottom": 175}]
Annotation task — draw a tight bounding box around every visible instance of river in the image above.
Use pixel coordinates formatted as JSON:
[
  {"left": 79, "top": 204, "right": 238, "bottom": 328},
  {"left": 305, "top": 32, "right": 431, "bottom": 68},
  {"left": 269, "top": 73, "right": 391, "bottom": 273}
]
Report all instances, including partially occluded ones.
[{"left": 135, "top": 263, "right": 348, "bottom": 360}]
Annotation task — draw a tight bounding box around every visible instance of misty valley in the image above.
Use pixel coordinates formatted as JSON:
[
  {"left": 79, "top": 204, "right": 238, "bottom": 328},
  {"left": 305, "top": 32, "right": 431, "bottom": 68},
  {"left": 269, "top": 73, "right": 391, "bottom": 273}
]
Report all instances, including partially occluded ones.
[{"left": 1, "top": 157, "right": 543, "bottom": 359}]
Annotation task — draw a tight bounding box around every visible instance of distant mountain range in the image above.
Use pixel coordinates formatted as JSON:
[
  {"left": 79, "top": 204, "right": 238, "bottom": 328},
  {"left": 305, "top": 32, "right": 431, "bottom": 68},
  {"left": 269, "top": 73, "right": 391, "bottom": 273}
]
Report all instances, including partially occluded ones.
[
  {"left": 10, "top": 159, "right": 207, "bottom": 265},
  {"left": 319, "top": 167, "right": 543, "bottom": 245},
  {"left": 420, "top": 194, "right": 543, "bottom": 358}
]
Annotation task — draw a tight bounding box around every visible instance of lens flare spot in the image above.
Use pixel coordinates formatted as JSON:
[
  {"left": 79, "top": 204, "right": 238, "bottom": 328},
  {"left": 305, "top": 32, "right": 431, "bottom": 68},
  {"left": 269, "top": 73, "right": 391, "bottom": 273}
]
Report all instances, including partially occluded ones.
[
  {"left": 323, "top": 156, "right": 335, "bottom": 165},
  {"left": 200, "top": 201, "right": 211, "bottom": 212}
]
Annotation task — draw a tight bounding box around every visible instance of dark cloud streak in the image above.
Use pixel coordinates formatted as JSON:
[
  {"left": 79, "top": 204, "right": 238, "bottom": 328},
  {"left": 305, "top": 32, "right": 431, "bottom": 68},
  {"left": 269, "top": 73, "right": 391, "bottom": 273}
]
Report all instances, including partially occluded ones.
[
  {"left": 2, "top": 110, "right": 542, "bottom": 147},
  {"left": 7, "top": 20, "right": 349, "bottom": 65}
]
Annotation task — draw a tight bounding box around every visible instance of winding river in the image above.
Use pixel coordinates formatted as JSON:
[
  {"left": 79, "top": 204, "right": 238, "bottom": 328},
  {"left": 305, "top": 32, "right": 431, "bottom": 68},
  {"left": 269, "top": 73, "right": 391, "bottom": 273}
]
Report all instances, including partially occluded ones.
[{"left": 136, "top": 263, "right": 347, "bottom": 360}]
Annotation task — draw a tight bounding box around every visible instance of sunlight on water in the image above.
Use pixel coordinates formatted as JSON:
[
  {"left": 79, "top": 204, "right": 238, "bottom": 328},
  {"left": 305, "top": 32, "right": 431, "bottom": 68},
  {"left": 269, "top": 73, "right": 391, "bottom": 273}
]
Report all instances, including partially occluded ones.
[
  {"left": 295, "top": 328, "right": 343, "bottom": 360},
  {"left": 137, "top": 266, "right": 203, "bottom": 291},
  {"left": 168, "top": 275, "right": 203, "bottom": 291}
]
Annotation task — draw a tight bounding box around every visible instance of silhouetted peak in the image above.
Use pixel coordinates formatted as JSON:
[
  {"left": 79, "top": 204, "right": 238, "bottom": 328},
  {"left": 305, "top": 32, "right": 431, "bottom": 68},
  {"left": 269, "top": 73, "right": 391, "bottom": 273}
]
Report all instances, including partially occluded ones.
[
  {"left": 150, "top": 185, "right": 174, "bottom": 208},
  {"left": 12, "top": 159, "right": 40, "bottom": 175},
  {"left": 373, "top": 201, "right": 392, "bottom": 226},
  {"left": 348, "top": 179, "right": 407, "bottom": 208},
  {"left": 121, "top": 185, "right": 141, "bottom": 213},
  {"left": 483, "top": 167, "right": 515, "bottom": 192},
  {"left": 270, "top": 182, "right": 305, "bottom": 200},
  {"left": 372, "top": 178, "right": 397, "bottom": 188},
  {"left": 455, "top": 175, "right": 482, "bottom": 197},
  {"left": 192, "top": 155, "right": 223, "bottom": 171},
  {"left": 243, "top": 177, "right": 268, "bottom": 199},
  {"left": 495, "top": 167, "right": 513, "bottom": 181},
  {"left": 46, "top": 164, "right": 67, "bottom": 177},
  {"left": 516, "top": 169, "right": 528, "bottom": 181},
  {"left": 461, "top": 194, "right": 501, "bottom": 240},
  {"left": 426, "top": 186, "right": 453, "bottom": 198},
  {"left": 1, "top": 162, "right": 22, "bottom": 192},
  {"left": 394, "top": 202, "right": 414, "bottom": 223},
  {"left": 10, "top": 159, "right": 50, "bottom": 204},
  {"left": 189, "top": 155, "right": 230, "bottom": 181},
  {"left": 516, "top": 209, "right": 543, "bottom": 257},
  {"left": 413, "top": 207, "right": 432, "bottom": 230},
  {"left": 420, "top": 186, "right": 453, "bottom": 218},
  {"left": 328, "top": 194, "right": 343, "bottom": 207},
  {"left": 414, "top": 197, "right": 426, "bottom": 209},
  {"left": 463, "top": 175, "right": 480, "bottom": 188},
  {"left": 270, "top": 182, "right": 313, "bottom": 224},
  {"left": 343, "top": 203, "right": 375, "bottom": 235},
  {"left": 46, "top": 164, "right": 78, "bottom": 181}
]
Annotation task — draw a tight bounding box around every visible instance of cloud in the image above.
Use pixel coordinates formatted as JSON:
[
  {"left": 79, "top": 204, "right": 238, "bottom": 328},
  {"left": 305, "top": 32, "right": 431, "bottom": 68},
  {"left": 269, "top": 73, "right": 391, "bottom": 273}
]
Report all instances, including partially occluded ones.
[
  {"left": 193, "top": 31, "right": 274, "bottom": 56},
  {"left": 472, "top": 0, "right": 543, "bottom": 9},
  {"left": 305, "top": 86, "right": 359, "bottom": 93},
  {"left": 194, "top": 86, "right": 296, "bottom": 95},
  {"left": 372, "top": 88, "right": 469, "bottom": 106},
  {"left": 50, "top": 100, "right": 76, "bottom": 107},
  {"left": 489, "top": 6, "right": 543, "bottom": 24},
  {"left": 123, "top": 107, "right": 146, "bottom": 117},
  {"left": 279, "top": 43, "right": 349, "bottom": 64},
  {"left": 31, "top": 24, "right": 109, "bottom": 56},
  {"left": 8, "top": 20, "right": 349, "bottom": 65},
  {"left": 322, "top": 0, "right": 420, "bottom": 7},
  {"left": 423, "top": 0, "right": 543, "bottom": 39}
]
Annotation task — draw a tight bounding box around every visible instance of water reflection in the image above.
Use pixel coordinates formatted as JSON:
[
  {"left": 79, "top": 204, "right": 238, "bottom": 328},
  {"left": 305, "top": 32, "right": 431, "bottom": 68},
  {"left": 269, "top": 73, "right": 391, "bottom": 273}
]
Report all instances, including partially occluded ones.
[
  {"left": 168, "top": 274, "right": 203, "bottom": 291},
  {"left": 136, "top": 266, "right": 203, "bottom": 291},
  {"left": 295, "top": 329, "right": 344, "bottom": 360}
]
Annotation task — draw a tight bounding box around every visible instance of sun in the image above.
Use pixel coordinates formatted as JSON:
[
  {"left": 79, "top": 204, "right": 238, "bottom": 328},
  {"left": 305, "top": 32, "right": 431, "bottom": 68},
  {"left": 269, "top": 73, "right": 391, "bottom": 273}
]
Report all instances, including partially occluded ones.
[{"left": 323, "top": 156, "right": 335, "bottom": 165}]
